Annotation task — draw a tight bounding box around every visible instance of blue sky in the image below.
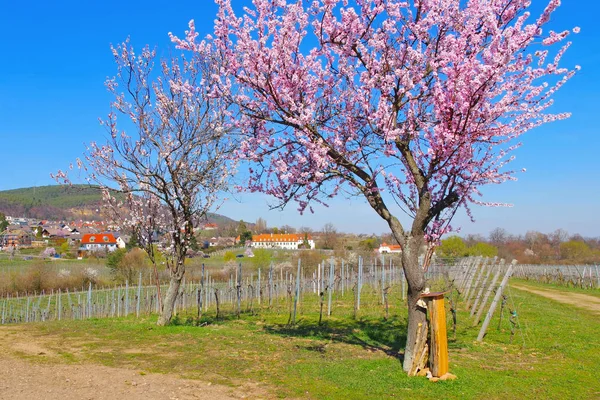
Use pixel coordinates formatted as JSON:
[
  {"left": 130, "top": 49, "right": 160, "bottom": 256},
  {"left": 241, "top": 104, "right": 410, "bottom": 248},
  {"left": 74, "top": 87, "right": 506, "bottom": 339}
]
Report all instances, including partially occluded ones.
[{"left": 1, "top": 1, "right": 598, "bottom": 237}]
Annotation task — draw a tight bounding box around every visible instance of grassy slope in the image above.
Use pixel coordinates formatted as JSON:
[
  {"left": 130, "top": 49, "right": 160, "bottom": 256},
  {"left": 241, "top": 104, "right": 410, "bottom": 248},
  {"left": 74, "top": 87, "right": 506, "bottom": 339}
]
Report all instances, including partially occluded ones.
[{"left": 3, "top": 283, "right": 599, "bottom": 399}]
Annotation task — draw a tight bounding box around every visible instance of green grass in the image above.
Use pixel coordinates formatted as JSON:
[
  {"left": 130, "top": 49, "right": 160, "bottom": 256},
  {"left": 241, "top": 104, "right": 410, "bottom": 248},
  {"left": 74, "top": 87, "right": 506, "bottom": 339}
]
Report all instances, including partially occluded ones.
[{"left": 1, "top": 283, "right": 598, "bottom": 399}]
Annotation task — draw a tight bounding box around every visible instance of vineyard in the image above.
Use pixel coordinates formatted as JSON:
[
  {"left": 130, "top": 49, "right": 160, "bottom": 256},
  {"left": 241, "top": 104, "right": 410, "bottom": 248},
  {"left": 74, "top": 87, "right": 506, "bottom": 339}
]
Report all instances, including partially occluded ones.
[
  {"left": 2, "top": 254, "right": 597, "bottom": 327},
  {"left": 1, "top": 257, "right": 415, "bottom": 324}
]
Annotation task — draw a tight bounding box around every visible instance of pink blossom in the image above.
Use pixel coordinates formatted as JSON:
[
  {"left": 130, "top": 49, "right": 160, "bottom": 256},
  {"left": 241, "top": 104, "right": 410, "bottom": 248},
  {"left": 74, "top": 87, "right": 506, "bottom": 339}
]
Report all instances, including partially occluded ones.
[{"left": 171, "top": 0, "right": 576, "bottom": 241}]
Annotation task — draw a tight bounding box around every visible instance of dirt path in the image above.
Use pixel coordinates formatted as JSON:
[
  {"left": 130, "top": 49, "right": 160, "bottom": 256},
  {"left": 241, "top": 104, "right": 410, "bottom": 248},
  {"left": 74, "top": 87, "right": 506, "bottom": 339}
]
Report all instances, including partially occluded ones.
[
  {"left": 0, "top": 327, "right": 270, "bottom": 400},
  {"left": 0, "top": 357, "right": 251, "bottom": 400},
  {"left": 511, "top": 283, "right": 600, "bottom": 316}
]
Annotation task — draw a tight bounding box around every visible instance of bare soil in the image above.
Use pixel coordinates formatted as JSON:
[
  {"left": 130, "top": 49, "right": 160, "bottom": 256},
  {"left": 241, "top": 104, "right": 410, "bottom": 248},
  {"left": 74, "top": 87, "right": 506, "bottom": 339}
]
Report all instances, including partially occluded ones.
[
  {"left": 511, "top": 283, "right": 600, "bottom": 315},
  {"left": 0, "top": 327, "right": 270, "bottom": 400}
]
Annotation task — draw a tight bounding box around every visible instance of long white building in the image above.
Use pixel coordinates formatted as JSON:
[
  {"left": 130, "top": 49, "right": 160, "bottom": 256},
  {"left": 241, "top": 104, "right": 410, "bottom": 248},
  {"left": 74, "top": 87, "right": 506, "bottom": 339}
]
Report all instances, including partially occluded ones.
[{"left": 249, "top": 233, "right": 315, "bottom": 250}]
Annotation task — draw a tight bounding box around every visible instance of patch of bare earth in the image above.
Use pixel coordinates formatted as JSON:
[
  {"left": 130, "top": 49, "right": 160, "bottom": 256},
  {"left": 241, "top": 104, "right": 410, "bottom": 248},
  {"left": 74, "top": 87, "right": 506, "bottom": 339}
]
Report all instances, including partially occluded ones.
[
  {"left": 0, "top": 327, "right": 271, "bottom": 400},
  {"left": 511, "top": 283, "right": 600, "bottom": 315}
]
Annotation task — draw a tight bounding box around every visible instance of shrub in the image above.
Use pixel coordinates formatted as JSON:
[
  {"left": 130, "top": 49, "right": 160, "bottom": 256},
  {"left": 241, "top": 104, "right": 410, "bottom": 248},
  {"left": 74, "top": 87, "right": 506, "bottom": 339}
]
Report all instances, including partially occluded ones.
[
  {"left": 107, "top": 248, "right": 150, "bottom": 283},
  {"left": 250, "top": 248, "right": 271, "bottom": 269},
  {"left": 223, "top": 251, "right": 236, "bottom": 262},
  {"left": 59, "top": 241, "right": 71, "bottom": 257},
  {"left": 107, "top": 248, "right": 127, "bottom": 272},
  {"left": 468, "top": 242, "right": 498, "bottom": 257},
  {"left": 438, "top": 236, "right": 468, "bottom": 259},
  {"left": 26, "top": 261, "right": 53, "bottom": 292}
]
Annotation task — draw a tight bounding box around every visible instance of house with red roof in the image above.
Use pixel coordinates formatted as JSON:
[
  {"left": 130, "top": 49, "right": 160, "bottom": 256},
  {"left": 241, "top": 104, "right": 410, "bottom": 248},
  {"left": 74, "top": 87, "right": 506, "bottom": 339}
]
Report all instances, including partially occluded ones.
[
  {"left": 79, "top": 233, "right": 119, "bottom": 256},
  {"left": 378, "top": 242, "right": 402, "bottom": 254}
]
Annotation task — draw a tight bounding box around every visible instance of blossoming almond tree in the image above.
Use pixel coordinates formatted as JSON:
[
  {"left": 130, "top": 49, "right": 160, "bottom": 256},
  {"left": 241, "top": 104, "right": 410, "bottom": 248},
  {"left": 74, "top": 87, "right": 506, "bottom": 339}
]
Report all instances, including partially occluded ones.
[
  {"left": 56, "top": 40, "right": 236, "bottom": 326},
  {"left": 171, "top": 0, "right": 577, "bottom": 370},
  {"left": 102, "top": 188, "right": 167, "bottom": 313}
]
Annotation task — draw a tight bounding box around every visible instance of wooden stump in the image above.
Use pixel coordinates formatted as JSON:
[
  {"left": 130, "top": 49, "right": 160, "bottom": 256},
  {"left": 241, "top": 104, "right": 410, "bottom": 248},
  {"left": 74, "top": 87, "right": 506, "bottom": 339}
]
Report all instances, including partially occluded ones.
[{"left": 421, "top": 292, "right": 449, "bottom": 377}]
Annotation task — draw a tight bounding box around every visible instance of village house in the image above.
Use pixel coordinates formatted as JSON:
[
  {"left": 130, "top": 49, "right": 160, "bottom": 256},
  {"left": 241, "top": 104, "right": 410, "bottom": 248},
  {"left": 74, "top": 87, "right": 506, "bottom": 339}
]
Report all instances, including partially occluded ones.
[
  {"left": 78, "top": 233, "right": 120, "bottom": 257},
  {"left": 378, "top": 243, "right": 402, "bottom": 254},
  {"left": 106, "top": 232, "right": 127, "bottom": 249},
  {"left": 0, "top": 227, "right": 34, "bottom": 248},
  {"left": 249, "top": 233, "right": 315, "bottom": 250},
  {"left": 5, "top": 216, "right": 30, "bottom": 226},
  {"left": 41, "top": 227, "right": 69, "bottom": 239}
]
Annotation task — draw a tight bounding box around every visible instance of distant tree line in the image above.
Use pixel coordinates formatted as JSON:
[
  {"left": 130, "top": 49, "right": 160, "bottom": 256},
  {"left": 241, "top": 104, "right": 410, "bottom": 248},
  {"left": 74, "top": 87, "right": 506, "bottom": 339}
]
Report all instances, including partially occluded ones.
[{"left": 438, "top": 228, "right": 600, "bottom": 264}]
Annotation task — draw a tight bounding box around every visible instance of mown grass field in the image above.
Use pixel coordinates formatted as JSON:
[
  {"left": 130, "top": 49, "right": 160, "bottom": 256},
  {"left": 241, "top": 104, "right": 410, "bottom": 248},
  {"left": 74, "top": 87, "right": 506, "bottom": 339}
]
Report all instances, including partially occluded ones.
[{"left": 1, "top": 282, "right": 598, "bottom": 399}]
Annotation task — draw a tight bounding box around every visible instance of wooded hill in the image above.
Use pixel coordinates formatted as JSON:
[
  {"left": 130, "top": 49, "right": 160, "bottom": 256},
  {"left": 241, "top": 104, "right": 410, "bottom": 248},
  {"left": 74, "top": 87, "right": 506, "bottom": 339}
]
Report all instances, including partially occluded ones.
[{"left": 0, "top": 185, "right": 236, "bottom": 225}]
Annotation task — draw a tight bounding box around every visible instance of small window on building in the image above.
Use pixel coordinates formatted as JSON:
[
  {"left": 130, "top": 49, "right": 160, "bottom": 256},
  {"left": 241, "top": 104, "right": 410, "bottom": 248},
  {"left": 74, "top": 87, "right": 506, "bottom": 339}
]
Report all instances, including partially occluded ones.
[
  {"left": 103, "top": 236, "right": 109, "bottom": 242},
  {"left": 89, "top": 236, "right": 96, "bottom": 243}
]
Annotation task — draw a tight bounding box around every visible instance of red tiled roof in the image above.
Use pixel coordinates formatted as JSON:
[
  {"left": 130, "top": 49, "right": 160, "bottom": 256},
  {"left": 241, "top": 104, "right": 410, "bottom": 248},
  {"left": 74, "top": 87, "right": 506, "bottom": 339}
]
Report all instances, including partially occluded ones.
[
  {"left": 81, "top": 233, "right": 117, "bottom": 245},
  {"left": 380, "top": 242, "right": 402, "bottom": 251}
]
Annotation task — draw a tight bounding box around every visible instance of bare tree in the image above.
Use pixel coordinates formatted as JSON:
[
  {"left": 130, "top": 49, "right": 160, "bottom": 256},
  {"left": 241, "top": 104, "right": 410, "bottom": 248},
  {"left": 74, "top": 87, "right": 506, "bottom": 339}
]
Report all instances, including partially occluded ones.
[
  {"left": 254, "top": 217, "right": 267, "bottom": 234},
  {"left": 548, "top": 228, "right": 569, "bottom": 259},
  {"left": 525, "top": 231, "right": 547, "bottom": 253},
  {"left": 298, "top": 226, "right": 313, "bottom": 235},
  {"left": 279, "top": 225, "right": 297, "bottom": 234},
  {"left": 464, "top": 233, "right": 486, "bottom": 247},
  {"left": 489, "top": 228, "right": 508, "bottom": 245},
  {"left": 320, "top": 222, "right": 338, "bottom": 250},
  {"left": 549, "top": 229, "right": 569, "bottom": 245}
]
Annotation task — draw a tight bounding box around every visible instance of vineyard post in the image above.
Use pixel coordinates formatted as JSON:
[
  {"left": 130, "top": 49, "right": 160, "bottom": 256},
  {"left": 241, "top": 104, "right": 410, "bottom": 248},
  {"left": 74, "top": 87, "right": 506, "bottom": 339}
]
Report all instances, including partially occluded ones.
[
  {"left": 236, "top": 262, "right": 242, "bottom": 317},
  {"left": 357, "top": 257, "right": 363, "bottom": 310},
  {"left": 341, "top": 260, "right": 345, "bottom": 296},
  {"left": 463, "top": 257, "right": 482, "bottom": 302},
  {"left": 327, "top": 258, "right": 334, "bottom": 317},
  {"left": 292, "top": 259, "right": 301, "bottom": 324},
  {"left": 470, "top": 259, "right": 496, "bottom": 317},
  {"left": 473, "top": 260, "right": 505, "bottom": 326},
  {"left": 258, "top": 267, "right": 261, "bottom": 306},
  {"left": 477, "top": 261, "right": 515, "bottom": 341},
  {"left": 136, "top": 272, "right": 142, "bottom": 318},
  {"left": 466, "top": 258, "right": 491, "bottom": 311},
  {"left": 268, "top": 262, "right": 273, "bottom": 307},
  {"left": 124, "top": 280, "right": 129, "bottom": 317},
  {"left": 198, "top": 263, "right": 205, "bottom": 319},
  {"left": 26, "top": 296, "right": 30, "bottom": 323}
]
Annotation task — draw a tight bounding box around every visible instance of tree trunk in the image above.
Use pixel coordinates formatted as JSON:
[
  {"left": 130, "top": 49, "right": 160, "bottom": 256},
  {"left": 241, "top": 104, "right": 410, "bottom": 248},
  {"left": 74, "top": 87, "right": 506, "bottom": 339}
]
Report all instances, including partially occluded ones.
[
  {"left": 157, "top": 275, "right": 182, "bottom": 326},
  {"left": 400, "top": 236, "right": 428, "bottom": 372},
  {"left": 152, "top": 261, "right": 163, "bottom": 313}
]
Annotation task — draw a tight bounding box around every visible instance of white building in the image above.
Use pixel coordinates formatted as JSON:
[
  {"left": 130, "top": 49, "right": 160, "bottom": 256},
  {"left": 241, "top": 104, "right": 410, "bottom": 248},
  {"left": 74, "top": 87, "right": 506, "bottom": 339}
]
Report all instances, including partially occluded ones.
[
  {"left": 250, "top": 233, "right": 315, "bottom": 250},
  {"left": 79, "top": 233, "right": 119, "bottom": 253},
  {"left": 378, "top": 242, "right": 402, "bottom": 254}
]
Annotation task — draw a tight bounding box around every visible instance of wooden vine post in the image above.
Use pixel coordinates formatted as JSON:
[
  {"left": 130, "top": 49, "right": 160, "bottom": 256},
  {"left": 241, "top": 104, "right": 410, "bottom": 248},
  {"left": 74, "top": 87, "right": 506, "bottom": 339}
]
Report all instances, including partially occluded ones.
[
  {"left": 477, "top": 261, "right": 515, "bottom": 342},
  {"left": 420, "top": 291, "right": 449, "bottom": 378}
]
